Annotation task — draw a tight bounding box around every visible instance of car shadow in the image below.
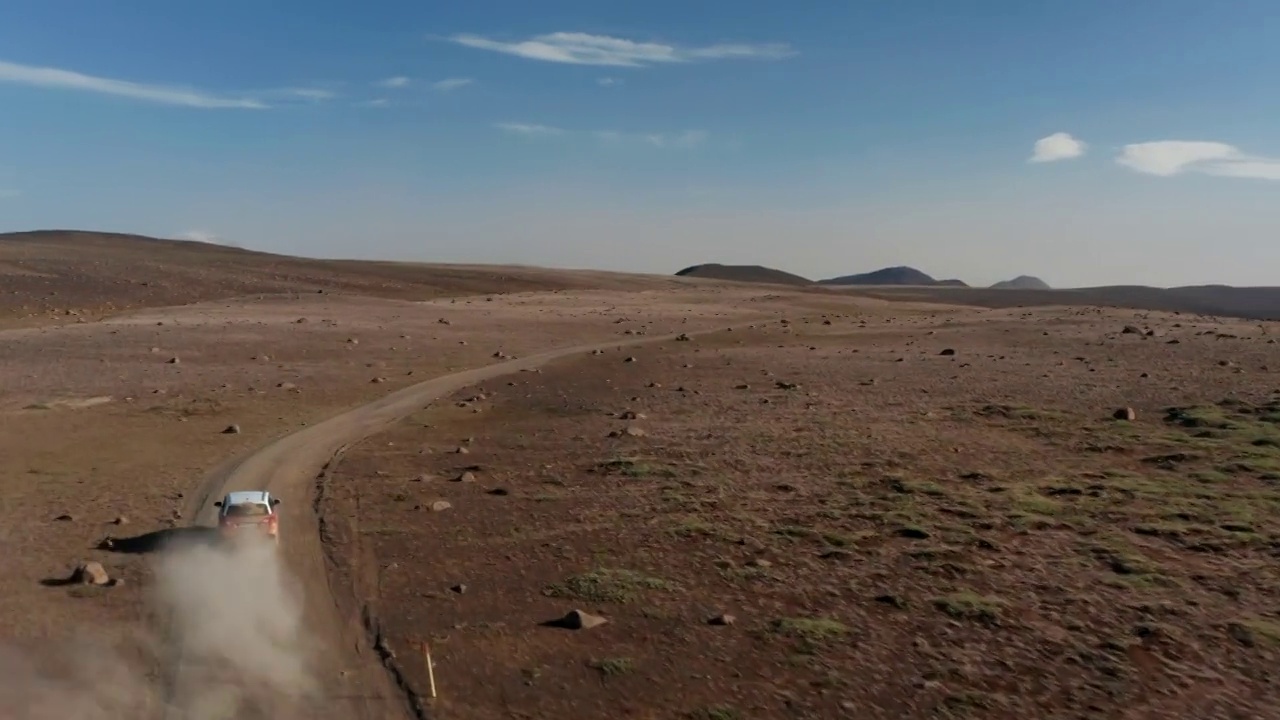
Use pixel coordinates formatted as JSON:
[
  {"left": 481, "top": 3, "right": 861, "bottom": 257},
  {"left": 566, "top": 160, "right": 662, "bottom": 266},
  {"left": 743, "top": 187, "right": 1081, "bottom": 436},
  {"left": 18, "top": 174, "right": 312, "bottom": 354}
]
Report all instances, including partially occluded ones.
[{"left": 97, "top": 526, "right": 220, "bottom": 555}]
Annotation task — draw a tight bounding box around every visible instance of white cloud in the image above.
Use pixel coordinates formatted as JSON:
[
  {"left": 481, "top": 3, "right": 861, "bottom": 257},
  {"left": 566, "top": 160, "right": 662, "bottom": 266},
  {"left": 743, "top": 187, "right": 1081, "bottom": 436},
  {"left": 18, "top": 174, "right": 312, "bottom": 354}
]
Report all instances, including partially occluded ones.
[
  {"left": 596, "top": 129, "right": 708, "bottom": 148},
  {"left": 360, "top": 98, "right": 391, "bottom": 108},
  {"left": 283, "top": 88, "right": 336, "bottom": 101},
  {"left": 175, "top": 230, "right": 219, "bottom": 243},
  {"left": 0, "top": 58, "right": 266, "bottom": 109},
  {"left": 597, "top": 77, "right": 621, "bottom": 86},
  {"left": 448, "top": 32, "right": 794, "bottom": 67},
  {"left": 1029, "top": 132, "right": 1086, "bottom": 163},
  {"left": 432, "top": 77, "right": 473, "bottom": 91},
  {"left": 1116, "top": 140, "right": 1280, "bottom": 180},
  {"left": 494, "top": 122, "right": 565, "bottom": 137},
  {"left": 377, "top": 76, "right": 411, "bottom": 88}
]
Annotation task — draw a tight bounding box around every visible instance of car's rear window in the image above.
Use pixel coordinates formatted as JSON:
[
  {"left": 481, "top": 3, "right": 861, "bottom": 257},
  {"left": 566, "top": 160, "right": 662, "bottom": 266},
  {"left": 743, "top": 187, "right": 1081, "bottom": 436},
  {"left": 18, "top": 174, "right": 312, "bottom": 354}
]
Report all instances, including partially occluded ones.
[{"left": 225, "top": 503, "right": 270, "bottom": 517}]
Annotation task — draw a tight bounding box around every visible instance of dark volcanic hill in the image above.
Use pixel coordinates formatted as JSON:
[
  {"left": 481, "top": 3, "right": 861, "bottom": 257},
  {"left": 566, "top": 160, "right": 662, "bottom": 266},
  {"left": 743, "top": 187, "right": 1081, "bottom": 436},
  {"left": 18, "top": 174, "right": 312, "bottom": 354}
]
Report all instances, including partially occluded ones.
[
  {"left": 819, "top": 266, "right": 938, "bottom": 286},
  {"left": 674, "top": 263, "right": 812, "bottom": 286},
  {"left": 991, "top": 275, "right": 1051, "bottom": 290},
  {"left": 935, "top": 279, "right": 971, "bottom": 288}
]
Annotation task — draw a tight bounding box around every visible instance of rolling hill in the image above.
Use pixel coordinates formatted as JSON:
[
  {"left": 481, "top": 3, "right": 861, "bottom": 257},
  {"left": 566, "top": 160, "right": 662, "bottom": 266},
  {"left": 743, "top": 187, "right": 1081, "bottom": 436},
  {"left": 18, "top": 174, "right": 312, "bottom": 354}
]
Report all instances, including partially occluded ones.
[
  {"left": 674, "top": 263, "right": 812, "bottom": 286},
  {"left": 819, "top": 266, "right": 940, "bottom": 286},
  {"left": 992, "top": 275, "right": 1051, "bottom": 290},
  {"left": 0, "top": 230, "right": 692, "bottom": 326}
]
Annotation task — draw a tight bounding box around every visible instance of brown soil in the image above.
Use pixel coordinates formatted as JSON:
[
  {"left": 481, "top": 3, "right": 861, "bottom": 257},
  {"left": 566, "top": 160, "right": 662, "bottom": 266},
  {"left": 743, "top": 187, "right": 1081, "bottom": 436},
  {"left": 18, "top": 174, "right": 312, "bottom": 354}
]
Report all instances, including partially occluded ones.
[
  {"left": 6, "top": 232, "right": 1280, "bottom": 719},
  {"left": 325, "top": 306, "right": 1280, "bottom": 719}
]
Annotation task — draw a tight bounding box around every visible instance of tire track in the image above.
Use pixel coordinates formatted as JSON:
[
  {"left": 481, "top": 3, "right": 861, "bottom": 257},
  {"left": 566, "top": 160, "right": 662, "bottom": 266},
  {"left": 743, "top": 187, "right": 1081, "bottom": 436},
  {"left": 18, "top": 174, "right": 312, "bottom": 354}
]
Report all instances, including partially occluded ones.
[{"left": 160, "top": 330, "right": 727, "bottom": 719}]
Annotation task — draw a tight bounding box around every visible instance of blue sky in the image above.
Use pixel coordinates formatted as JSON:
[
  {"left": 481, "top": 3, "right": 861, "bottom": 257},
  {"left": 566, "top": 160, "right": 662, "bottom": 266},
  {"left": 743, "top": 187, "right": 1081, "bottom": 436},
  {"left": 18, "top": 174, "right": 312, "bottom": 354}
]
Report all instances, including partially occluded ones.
[{"left": 1, "top": 0, "right": 1278, "bottom": 287}]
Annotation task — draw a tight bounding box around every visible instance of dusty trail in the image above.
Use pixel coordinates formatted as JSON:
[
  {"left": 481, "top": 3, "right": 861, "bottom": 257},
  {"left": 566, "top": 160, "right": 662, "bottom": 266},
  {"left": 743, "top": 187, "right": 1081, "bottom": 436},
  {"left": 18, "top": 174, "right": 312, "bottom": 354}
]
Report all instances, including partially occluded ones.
[{"left": 160, "top": 331, "right": 716, "bottom": 720}]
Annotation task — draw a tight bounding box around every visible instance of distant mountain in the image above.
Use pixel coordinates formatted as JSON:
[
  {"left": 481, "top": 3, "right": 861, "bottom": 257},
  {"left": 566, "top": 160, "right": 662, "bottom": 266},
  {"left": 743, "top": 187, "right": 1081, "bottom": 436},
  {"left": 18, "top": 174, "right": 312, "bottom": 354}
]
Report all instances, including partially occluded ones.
[
  {"left": 935, "top": 278, "right": 970, "bottom": 288},
  {"left": 675, "top": 263, "right": 812, "bottom": 286},
  {"left": 991, "top": 275, "right": 1051, "bottom": 290},
  {"left": 820, "top": 266, "right": 938, "bottom": 286}
]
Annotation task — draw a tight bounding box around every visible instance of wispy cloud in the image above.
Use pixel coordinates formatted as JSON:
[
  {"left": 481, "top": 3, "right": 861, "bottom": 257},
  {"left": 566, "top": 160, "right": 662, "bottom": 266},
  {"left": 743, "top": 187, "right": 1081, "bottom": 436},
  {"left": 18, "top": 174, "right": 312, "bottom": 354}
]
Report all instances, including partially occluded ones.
[
  {"left": 0, "top": 58, "right": 266, "bottom": 109},
  {"left": 1117, "top": 140, "right": 1280, "bottom": 180},
  {"left": 448, "top": 32, "right": 794, "bottom": 67},
  {"left": 1029, "top": 132, "right": 1086, "bottom": 163},
  {"left": 597, "top": 77, "right": 621, "bottom": 87},
  {"left": 494, "top": 122, "right": 565, "bottom": 137},
  {"left": 359, "top": 98, "right": 391, "bottom": 108},
  {"left": 281, "top": 87, "right": 336, "bottom": 102},
  {"left": 377, "top": 76, "right": 411, "bottom": 88},
  {"left": 175, "top": 230, "right": 219, "bottom": 243},
  {"left": 595, "top": 129, "right": 708, "bottom": 148},
  {"left": 432, "top": 77, "right": 473, "bottom": 91}
]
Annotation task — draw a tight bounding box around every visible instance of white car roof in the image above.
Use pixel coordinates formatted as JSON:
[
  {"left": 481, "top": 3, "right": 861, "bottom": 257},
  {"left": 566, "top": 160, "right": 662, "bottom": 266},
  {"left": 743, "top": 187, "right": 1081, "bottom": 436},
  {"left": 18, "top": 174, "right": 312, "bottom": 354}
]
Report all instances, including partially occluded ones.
[{"left": 224, "top": 490, "right": 271, "bottom": 505}]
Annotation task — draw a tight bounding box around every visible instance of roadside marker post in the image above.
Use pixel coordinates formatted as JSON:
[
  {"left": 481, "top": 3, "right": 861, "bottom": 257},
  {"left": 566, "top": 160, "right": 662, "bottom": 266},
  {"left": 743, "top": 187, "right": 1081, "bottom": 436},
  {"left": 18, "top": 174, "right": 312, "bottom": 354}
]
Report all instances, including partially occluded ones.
[{"left": 423, "top": 642, "right": 438, "bottom": 699}]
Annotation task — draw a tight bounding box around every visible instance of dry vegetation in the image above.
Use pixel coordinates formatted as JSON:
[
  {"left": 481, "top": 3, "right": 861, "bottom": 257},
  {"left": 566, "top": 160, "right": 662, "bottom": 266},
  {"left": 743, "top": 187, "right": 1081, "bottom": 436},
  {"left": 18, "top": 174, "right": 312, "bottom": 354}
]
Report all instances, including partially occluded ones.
[
  {"left": 326, "top": 307, "right": 1280, "bottom": 719},
  {"left": 4, "top": 233, "right": 1280, "bottom": 719}
]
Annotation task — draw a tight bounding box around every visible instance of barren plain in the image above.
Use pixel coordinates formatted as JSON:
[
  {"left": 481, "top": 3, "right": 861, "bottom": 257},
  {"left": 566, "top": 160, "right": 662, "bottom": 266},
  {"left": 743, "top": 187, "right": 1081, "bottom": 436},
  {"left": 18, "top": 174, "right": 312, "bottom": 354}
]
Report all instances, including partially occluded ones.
[{"left": 3, "top": 233, "right": 1279, "bottom": 719}]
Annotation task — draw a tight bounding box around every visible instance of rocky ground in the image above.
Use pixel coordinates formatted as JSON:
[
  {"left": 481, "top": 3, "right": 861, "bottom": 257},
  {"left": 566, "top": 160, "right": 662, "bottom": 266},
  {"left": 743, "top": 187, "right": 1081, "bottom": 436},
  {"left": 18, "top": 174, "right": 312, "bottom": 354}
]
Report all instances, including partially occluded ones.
[
  {"left": 0, "top": 285, "right": 798, "bottom": 692},
  {"left": 325, "top": 305, "right": 1280, "bottom": 719}
]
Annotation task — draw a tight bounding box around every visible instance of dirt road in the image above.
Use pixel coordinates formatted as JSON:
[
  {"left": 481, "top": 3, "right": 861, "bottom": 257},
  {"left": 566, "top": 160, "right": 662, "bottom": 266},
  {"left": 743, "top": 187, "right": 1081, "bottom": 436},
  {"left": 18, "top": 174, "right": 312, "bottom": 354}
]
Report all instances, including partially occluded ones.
[{"left": 161, "top": 331, "right": 718, "bottom": 720}]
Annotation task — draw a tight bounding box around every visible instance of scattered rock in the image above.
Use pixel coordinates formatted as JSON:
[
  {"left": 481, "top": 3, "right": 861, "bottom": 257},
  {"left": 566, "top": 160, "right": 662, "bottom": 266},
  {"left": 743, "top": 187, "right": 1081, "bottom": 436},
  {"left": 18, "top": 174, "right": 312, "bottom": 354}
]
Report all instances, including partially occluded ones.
[
  {"left": 624, "top": 356, "right": 637, "bottom": 363},
  {"left": 775, "top": 381, "right": 799, "bottom": 390},
  {"left": 939, "top": 348, "right": 956, "bottom": 356},
  {"left": 54, "top": 513, "right": 73, "bottom": 522},
  {"left": 486, "top": 488, "right": 510, "bottom": 496},
  {"left": 222, "top": 424, "right": 241, "bottom": 435},
  {"left": 453, "top": 446, "right": 470, "bottom": 454},
  {"left": 429, "top": 500, "right": 452, "bottom": 512},
  {"left": 1122, "top": 325, "right": 1142, "bottom": 334},
  {"left": 874, "top": 594, "right": 908, "bottom": 609},
  {"left": 450, "top": 584, "right": 467, "bottom": 594},
  {"left": 547, "top": 609, "right": 607, "bottom": 630},
  {"left": 675, "top": 333, "right": 691, "bottom": 342},
  {"left": 73, "top": 561, "right": 111, "bottom": 586},
  {"left": 708, "top": 613, "right": 735, "bottom": 626},
  {"left": 347, "top": 338, "right": 359, "bottom": 345},
  {"left": 371, "top": 377, "right": 387, "bottom": 384},
  {"left": 454, "top": 471, "right": 477, "bottom": 483},
  {"left": 113, "top": 516, "right": 129, "bottom": 525},
  {"left": 1113, "top": 407, "right": 1137, "bottom": 421},
  {"left": 166, "top": 357, "right": 180, "bottom": 364},
  {"left": 897, "top": 527, "right": 930, "bottom": 540},
  {"left": 619, "top": 410, "right": 645, "bottom": 420}
]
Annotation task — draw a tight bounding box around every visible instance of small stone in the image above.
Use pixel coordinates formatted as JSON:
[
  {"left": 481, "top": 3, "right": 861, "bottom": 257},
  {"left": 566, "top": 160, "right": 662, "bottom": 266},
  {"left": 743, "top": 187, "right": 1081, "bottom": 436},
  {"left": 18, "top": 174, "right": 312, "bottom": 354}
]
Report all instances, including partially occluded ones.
[
  {"left": 938, "top": 348, "right": 956, "bottom": 356},
  {"left": 549, "top": 609, "right": 607, "bottom": 630},
  {"left": 54, "top": 513, "right": 73, "bottom": 522},
  {"left": 708, "top": 613, "right": 735, "bottom": 626},
  {"left": 624, "top": 356, "right": 637, "bottom": 363},
  {"left": 1122, "top": 325, "right": 1142, "bottom": 334},
  {"left": 73, "top": 561, "right": 111, "bottom": 586},
  {"left": 113, "top": 516, "right": 129, "bottom": 525},
  {"left": 429, "top": 501, "right": 452, "bottom": 512},
  {"left": 453, "top": 446, "right": 469, "bottom": 454},
  {"left": 371, "top": 377, "right": 387, "bottom": 384},
  {"left": 1113, "top": 407, "right": 1137, "bottom": 421},
  {"left": 454, "top": 471, "right": 476, "bottom": 483},
  {"left": 619, "top": 410, "right": 645, "bottom": 420},
  {"left": 450, "top": 584, "right": 467, "bottom": 594},
  {"left": 222, "top": 424, "right": 241, "bottom": 434},
  {"left": 166, "top": 357, "right": 180, "bottom": 364}
]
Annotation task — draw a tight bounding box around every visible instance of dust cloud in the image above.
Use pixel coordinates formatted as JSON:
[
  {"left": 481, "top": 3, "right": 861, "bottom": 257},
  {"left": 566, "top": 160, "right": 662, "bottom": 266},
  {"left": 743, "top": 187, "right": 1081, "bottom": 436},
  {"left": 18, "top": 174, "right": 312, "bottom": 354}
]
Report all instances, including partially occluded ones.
[{"left": 0, "top": 534, "right": 319, "bottom": 719}]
